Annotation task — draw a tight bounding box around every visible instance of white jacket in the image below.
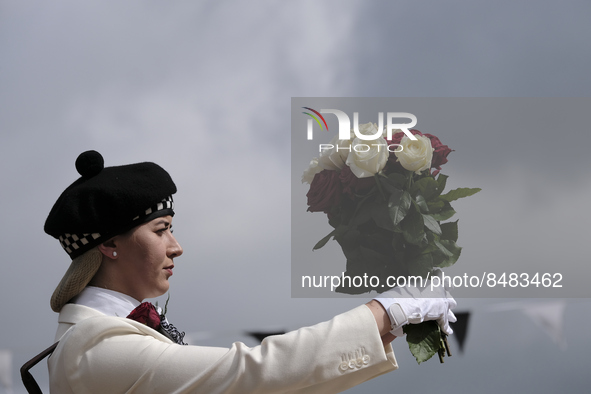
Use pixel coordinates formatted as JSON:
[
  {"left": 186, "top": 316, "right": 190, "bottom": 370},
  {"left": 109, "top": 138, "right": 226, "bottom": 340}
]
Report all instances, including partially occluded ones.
[{"left": 49, "top": 303, "right": 398, "bottom": 393}]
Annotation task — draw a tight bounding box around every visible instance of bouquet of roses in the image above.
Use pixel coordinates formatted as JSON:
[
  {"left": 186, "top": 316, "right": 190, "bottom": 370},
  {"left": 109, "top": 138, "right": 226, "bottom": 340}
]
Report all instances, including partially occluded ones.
[{"left": 302, "top": 124, "right": 480, "bottom": 363}]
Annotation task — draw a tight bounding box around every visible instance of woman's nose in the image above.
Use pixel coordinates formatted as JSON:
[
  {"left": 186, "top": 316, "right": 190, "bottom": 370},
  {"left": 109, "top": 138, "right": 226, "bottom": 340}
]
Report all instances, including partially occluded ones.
[{"left": 168, "top": 234, "right": 183, "bottom": 258}]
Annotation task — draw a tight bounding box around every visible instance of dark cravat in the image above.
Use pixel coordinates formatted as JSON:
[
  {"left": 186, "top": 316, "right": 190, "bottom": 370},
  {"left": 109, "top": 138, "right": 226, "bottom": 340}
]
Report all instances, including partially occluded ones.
[{"left": 127, "top": 302, "right": 187, "bottom": 345}]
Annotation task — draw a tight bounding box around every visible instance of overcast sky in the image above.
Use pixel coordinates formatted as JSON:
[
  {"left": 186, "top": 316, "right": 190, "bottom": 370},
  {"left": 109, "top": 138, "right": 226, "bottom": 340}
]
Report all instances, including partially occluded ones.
[{"left": 1, "top": 1, "right": 591, "bottom": 393}]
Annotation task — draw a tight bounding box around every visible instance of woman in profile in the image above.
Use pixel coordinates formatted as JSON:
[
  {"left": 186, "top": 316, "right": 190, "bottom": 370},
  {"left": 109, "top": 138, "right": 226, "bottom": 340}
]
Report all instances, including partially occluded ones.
[{"left": 41, "top": 150, "right": 455, "bottom": 393}]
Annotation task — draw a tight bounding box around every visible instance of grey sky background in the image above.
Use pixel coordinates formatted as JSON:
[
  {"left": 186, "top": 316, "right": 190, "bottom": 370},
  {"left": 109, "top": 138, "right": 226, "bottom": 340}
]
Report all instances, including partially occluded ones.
[{"left": 1, "top": 1, "right": 590, "bottom": 393}]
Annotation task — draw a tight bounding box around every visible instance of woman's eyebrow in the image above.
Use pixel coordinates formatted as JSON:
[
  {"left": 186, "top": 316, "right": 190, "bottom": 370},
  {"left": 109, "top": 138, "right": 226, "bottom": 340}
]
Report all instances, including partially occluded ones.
[{"left": 153, "top": 219, "right": 171, "bottom": 228}]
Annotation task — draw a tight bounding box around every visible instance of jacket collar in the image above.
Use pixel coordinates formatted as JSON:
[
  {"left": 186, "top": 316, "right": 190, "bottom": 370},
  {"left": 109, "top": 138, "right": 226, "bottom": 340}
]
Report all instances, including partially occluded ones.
[
  {"left": 55, "top": 304, "right": 105, "bottom": 341},
  {"left": 54, "top": 303, "right": 174, "bottom": 344},
  {"left": 58, "top": 303, "right": 105, "bottom": 324}
]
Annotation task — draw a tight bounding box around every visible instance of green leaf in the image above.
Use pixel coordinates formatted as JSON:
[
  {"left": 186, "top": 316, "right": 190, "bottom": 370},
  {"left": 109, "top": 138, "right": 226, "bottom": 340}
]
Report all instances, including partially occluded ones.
[
  {"left": 312, "top": 229, "right": 337, "bottom": 250},
  {"left": 411, "top": 177, "right": 440, "bottom": 200},
  {"left": 414, "top": 194, "right": 429, "bottom": 213},
  {"left": 407, "top": 252, "right": 433, "bottom": 277},
  {"left": 312, "top": 225, "right": 349, "bottom": 250},
  {"left": 436, "top": 173, "right": 448, "bottom": 193},
  {"left": 440, "top": 220, "right": 458, "bottom": 241},
  {"left": 433, "top": 239, "right": 454, "bottom": 258},
  {"left": 440, "top": 187, "right": 481, "bottom": 202},
  {"left": 380, "top": 173, "right": 406, "bottom": 192},
  {"left": 422, "top": 214, "right": 442, "bottom": 235},
  {"left": 401, "top": 206, "right": 425, "bottom": 245},
  {"left": 373, "top": 173, "right": 388, "bottom": 201},
  {"left": 404, "top": 321, "right": 441, "bottom": 364},
  {"left": 350, "top": 198, "right": 373, "bottom": 227},
  {"left": 436, "top": 240, "right": 462, "bottom": 267},
  {"left": 429, "top": 250, "right": 446, "bottom": 268},
  {"left": 371, "top": 198, "right": 395, "bottom": 231},
  {"left": 388, "top": 189, "right": 412, "bottom": 226},
  {"left": 429, "top": 200, "right": 456, "bottom": 221}
]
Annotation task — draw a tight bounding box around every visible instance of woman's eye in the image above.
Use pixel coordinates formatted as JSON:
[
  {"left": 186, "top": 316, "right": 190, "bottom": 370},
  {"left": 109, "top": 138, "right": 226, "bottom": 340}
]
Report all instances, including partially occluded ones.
[{"left": 156, "top": 227, "right": 173, "bottom": 235}]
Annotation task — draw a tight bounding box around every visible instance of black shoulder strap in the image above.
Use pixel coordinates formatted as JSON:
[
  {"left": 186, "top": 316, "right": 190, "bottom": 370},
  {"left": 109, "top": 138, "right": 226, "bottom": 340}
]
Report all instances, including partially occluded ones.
[{"left": 20, "top": 342, "right": 59, "bottom": 394}]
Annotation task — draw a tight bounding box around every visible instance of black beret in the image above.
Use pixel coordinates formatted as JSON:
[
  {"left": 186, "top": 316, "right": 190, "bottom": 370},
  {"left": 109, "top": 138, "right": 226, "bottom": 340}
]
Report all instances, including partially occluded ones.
[{"left": 45, "top": 150, "right": 177, "bottom": 258}]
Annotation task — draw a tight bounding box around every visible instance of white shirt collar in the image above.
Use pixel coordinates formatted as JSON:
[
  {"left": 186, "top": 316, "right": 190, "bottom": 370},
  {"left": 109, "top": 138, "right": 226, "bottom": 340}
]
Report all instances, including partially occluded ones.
[{"left": 72, "top": 286, "right": 141, "bottom": 317}]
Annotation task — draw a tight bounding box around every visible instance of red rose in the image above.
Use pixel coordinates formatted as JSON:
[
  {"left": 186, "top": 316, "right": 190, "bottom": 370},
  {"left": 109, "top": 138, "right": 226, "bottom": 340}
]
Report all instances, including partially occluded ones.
[
  {"left": 339, "top": 165, "right": 375, "bottom": 198},
  {"left": 422, "top": 133, "right": 452, "bottom": 176},
  {"left": 127, "top": 302, "right": 161, "bottom": 330},
  {"left": 306, "top": 169, "right": 341, "bottom": 213}
]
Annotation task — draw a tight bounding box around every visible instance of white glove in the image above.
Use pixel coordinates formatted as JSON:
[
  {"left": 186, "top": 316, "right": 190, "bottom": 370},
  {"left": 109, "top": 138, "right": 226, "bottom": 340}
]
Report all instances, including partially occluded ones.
[{"left": 374, "top": 279, "right": 457, "bottom": 337}]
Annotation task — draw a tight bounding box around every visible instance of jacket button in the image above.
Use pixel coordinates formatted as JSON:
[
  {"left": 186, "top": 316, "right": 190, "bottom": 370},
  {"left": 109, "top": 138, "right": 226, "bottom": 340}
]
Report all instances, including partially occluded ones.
[
  {"left": 362, "top": 355, "right": 370, "bottom": 365},
  {"left": 340, "top": 362, "right": 349, "bottom": 371}
]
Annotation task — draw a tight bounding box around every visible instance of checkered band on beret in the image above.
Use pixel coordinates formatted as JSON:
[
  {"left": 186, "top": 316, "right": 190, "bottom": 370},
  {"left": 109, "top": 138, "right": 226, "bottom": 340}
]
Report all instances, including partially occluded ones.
[
  {"left": 58, "top": 195, "right": 175, "bottom": 258},
  {"left": 59, "top": 232, "right": 102, "bottom": 256},
  {"left": 133, "top": 195, "right": 174, "bottom": 221}
]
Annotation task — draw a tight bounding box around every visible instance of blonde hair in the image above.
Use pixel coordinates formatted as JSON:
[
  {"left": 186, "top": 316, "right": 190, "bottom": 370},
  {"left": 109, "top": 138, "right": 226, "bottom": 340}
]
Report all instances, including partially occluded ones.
[{"left": 50, "top": 247, "right": 103, "bottom": 312}]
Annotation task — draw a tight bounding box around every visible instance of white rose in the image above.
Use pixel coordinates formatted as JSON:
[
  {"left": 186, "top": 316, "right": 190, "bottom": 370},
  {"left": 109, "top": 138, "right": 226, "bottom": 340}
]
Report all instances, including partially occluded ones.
[
  {"left": 394, "top": 134, "right": 434, "bottom": 174},
  {"left": 301, "top": 158, "right": 323, "bottom": 184},
  {"left": 317, "top": 133, "right": 353, "bottom": 170},
  {"left": 356, "top": 122, "right": 382, "bottom": 137},
  {"left": 345, "top": 136, "right": 389, "bottom": 178}
]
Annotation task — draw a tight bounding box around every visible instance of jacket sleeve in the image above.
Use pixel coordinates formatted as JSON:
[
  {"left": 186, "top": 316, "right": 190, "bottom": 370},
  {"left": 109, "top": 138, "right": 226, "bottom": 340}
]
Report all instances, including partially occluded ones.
[{"left": 49, "top": 305, "right": 398, "bottom": 393}]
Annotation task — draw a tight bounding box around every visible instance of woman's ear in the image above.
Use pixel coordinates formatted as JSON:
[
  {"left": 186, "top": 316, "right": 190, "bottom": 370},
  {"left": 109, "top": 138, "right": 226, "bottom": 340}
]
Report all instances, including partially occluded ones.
[{"left": 98, "top": 238, "right": 118, "bottom": 259}]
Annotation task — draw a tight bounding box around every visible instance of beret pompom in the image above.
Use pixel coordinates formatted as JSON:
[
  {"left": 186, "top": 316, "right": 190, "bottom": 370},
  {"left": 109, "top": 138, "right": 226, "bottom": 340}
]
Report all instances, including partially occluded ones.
[{"left": 75, "top": 150, "right": 104, "bottom": 178}]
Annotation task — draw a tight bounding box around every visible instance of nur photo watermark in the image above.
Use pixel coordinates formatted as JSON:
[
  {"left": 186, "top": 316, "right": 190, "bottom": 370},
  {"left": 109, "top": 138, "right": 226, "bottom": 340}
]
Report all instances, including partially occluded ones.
[{"left": 291, "top": 97, "right": 590, "bottom": 298}]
